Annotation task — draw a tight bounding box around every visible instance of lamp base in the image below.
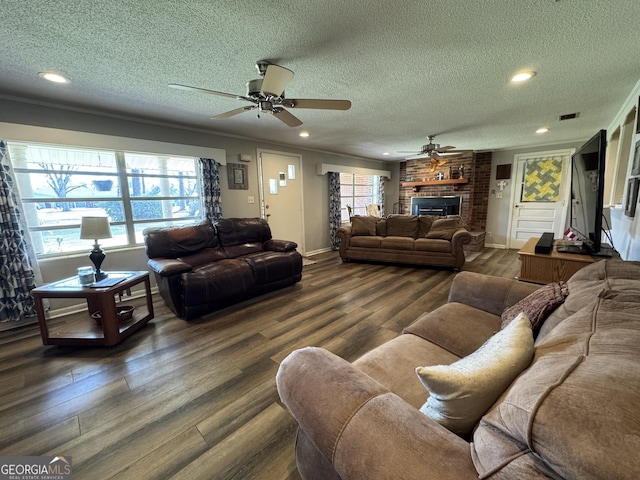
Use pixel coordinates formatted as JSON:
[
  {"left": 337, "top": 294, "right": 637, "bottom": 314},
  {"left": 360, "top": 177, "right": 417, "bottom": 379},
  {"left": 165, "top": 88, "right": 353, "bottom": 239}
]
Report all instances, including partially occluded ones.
[{"left": 88, "top": 241, "right": 108, "bottom": 281}]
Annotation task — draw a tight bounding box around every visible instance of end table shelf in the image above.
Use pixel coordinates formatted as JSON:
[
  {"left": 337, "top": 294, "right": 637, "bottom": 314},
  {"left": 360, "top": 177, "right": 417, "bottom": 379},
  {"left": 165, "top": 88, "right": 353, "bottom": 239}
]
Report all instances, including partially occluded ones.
[{"left": 32, "top": 271, "right": 154, "bottom": 347}]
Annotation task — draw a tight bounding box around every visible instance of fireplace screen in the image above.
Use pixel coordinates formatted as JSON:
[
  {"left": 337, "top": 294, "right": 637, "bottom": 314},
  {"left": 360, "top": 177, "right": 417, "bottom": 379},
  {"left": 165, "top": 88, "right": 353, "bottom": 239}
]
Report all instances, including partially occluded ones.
[{"left": 410, "top": 196, "right": 461, "bottom": 216}]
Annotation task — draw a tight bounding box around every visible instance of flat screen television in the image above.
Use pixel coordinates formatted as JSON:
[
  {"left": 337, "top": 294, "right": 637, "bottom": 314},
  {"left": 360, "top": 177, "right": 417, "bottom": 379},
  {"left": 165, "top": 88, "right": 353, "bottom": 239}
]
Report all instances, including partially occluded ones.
[{"left": 566, "top": 129, "right": 612, "bottom": 256}]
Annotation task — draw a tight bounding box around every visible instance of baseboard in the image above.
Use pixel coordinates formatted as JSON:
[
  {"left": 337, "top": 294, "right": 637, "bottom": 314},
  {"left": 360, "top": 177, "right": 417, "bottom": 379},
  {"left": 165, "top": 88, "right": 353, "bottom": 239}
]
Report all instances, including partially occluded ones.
[
  {"left": 484, "top": 243, "right": 508, "bottom": 249},
  {"left": 305, "top": 247, "right": 333, "bottom": 257}
]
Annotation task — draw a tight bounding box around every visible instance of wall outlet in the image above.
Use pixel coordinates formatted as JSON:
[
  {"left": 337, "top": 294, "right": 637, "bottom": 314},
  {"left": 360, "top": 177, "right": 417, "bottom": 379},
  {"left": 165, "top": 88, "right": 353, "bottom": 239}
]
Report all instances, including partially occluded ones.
[
  {"left": 487, "top": 231, "right": 492, "bottom": 238},
  {"left": 248, "top": 195, "right": 255, "bottom": 204}
]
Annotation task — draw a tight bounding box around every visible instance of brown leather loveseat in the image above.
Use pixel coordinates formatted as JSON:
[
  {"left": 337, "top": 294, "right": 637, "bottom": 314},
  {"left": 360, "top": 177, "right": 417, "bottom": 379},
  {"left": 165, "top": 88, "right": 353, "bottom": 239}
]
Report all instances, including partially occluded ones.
[{"left": 144, "top": 217, "right": 302, "bottom": 320}]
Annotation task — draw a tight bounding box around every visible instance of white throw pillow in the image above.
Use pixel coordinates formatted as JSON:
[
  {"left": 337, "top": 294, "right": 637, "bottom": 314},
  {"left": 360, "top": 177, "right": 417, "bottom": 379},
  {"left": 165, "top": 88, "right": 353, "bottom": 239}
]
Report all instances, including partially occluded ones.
[{"left": 415, "top": 312, "right": 534, "bottom": 436}]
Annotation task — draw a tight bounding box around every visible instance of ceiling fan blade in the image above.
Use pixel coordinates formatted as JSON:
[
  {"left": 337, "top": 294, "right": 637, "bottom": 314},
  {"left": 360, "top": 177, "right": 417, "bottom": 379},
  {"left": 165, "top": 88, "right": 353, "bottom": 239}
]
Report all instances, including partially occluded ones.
[
  {"left": 272, "top": 108, "right": 303, "bottom": 127},
  {"left": 437, "top": 145, "right": 456, "bottom": 151},
  {"left": 169, "top": 83, "right": 248, "bottom": 100},
  {"left": 211, "top": 106, "right": 256, "bottom": 119},
  {"left": 282, "top": 99, "right": 352, "bottom": 110},
  {"left": 434, "top": 151, "right": 463, "bottom": 157},
  {"left": 260, "top": 64, "right": 294, "bottom": 97}
]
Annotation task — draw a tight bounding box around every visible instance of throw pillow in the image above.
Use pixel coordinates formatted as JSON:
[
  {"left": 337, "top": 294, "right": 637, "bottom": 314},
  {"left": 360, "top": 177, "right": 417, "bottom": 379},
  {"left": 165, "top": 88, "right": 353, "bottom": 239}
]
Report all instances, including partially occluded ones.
[
  {"left": 415, "top": 312, "right": 534, "bottom": 437},
  {"left": 501, "top": 281, "right": 569, "bottom": 333},
  {"left": 386, "top": 215, "right": 419, "bottom": 237},
  {"left": 425, "top": 218, "right": 460, "bottom": 240},
  {"left": 351, "top": 216, "right": 377, "bottom": 236}
]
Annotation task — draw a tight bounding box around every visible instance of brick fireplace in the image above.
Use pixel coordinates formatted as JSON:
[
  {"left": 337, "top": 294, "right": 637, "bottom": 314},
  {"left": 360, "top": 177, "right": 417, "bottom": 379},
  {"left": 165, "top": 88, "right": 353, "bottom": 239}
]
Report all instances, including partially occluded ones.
[{"left": 398, "top": 151, "right": 492, "bottom": 249}]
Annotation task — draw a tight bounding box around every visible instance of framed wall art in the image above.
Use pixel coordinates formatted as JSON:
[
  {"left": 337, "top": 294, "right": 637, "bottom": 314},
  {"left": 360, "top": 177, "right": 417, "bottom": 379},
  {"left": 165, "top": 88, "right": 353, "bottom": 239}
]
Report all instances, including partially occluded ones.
[
  {"left": 227, "top": 163, "right": 248, "bottom": 190},
  {"left": 632, "top": 139, "right": 640, "bottom": 176},
  {"left": 624, "top": 177, "right": 639, "bottom": 217}
]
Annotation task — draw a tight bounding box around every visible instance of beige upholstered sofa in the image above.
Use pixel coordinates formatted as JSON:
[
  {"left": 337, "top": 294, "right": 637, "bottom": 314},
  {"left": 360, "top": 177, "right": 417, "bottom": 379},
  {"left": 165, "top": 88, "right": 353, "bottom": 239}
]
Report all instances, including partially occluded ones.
[
  {"left": 336, "top": 214, "right": 471, "bottom": 269},
  {"left": 277, "top": 259, "right": 640, "bottom": 479}
]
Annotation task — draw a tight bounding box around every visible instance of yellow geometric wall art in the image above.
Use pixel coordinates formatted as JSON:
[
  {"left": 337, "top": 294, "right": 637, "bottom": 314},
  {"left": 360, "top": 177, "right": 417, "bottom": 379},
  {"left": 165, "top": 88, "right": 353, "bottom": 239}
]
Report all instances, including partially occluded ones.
[{"left": 522, "top": 158, "right": 563, "bottom": 202}]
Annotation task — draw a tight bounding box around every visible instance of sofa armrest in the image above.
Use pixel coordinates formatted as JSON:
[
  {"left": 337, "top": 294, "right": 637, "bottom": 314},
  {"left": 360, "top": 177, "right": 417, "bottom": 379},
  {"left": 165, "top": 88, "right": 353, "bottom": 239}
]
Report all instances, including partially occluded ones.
[
  {"left": 277, "top": 347, "right": 477, "bottom": 480},
  {"left": 451, "top": 228, "right": 472, "bottom": 246},
  {"left": 264, "top": 239, "right": 298, "bottom": 252},
  {"left": 147, "top": 258, "right": 192, "bottom": 277},
  {"left": 336, "top": 226, "right": 352, "bottom": 256},
  {"left": 448, "top": 271, "right": 540, "bottom": 316}
]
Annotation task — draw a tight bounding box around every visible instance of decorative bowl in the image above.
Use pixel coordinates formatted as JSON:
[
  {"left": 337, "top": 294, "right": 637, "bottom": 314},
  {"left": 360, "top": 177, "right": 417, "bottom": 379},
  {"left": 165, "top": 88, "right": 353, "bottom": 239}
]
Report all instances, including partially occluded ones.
[{"left": 91, "top": 306, "right": 135, "bottom": 326}]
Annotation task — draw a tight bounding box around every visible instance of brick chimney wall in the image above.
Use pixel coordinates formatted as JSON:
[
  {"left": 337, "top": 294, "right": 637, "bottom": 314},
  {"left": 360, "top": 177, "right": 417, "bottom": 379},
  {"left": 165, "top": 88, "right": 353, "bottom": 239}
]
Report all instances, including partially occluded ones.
[{"left": 398, "top": 151, "right": 491, "bottom": 232}]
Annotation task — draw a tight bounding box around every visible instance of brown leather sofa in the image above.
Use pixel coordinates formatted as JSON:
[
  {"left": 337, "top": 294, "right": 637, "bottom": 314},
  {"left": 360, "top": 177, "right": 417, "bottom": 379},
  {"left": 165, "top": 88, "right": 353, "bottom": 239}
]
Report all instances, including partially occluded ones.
[
  {"left": 144, "top": 218, "right": 302, "bottom": 320},
  {"left": 277, "top": 259, "right": 640, "bottom": 479},
  {"left": 336, "top": 214, "right": 471, "bottom": 269}
]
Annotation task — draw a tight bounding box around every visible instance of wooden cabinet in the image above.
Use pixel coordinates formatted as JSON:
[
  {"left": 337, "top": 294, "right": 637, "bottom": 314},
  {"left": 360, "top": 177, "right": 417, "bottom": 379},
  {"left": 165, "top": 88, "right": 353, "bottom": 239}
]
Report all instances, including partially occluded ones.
[{"left": 517, "top": 237, "right": 597, "bottom": 284}]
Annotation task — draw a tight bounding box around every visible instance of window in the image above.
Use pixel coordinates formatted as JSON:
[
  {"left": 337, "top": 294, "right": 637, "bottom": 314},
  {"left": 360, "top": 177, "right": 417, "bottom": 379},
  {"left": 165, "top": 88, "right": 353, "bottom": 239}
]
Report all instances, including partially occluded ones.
[
  {"left": 339, "top": 172, "right": 381, "bottom": 222},
  {"left": 8, "top": 142, "right": 201, "bottom": 256}
]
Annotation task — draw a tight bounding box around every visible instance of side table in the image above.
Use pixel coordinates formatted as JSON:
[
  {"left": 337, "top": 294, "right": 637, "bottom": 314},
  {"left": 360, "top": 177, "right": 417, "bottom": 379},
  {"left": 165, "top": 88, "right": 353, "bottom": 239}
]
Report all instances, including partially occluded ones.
[{"left": 32, "top": 271, "right": 154, "bottom": 347}]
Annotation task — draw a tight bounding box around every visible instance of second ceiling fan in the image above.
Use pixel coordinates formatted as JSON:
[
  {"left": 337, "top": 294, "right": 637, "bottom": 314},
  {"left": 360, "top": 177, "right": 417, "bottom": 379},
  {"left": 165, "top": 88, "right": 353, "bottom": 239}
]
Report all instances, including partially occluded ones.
[
  {"left": 400, "top": 135, "right": 471, "bottom": 171},
  {"left": 169, "top": 60, "right": 352, "bottom": 127}
]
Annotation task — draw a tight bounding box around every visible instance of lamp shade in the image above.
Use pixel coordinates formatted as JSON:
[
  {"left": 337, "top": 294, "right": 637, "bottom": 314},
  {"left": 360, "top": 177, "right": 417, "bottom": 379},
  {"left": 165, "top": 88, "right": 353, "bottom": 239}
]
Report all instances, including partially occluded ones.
[{"left": 80, "top": 216, "right": 113, "bottom": 240}]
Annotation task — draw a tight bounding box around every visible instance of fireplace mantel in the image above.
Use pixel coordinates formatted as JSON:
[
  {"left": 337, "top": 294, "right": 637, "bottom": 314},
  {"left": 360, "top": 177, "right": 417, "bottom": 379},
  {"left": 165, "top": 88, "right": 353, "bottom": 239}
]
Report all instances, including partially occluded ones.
[{"left": 401, "top": 178, "right": 468, "bottom": 192}]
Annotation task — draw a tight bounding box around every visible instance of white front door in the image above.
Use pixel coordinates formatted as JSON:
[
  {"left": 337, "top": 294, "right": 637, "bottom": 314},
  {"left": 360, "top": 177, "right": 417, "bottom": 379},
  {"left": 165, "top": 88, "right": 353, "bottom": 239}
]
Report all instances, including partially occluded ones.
[
  {"left": 258, "top": 150, "right": 305, "bottom": 254},
  {"left": 508, "top": 150, "right": 573, "bottom": 249}
]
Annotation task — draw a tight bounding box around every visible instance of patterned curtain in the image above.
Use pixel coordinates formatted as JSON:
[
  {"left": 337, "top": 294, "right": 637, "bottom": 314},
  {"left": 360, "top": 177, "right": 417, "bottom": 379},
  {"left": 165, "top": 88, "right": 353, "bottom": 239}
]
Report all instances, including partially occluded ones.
[
  {"left": 329, "top": 172, "right": 341, "bottom": 250},
  {"left": 199, "top": 158, "right": 223, "bottom": 221},
  {"left": 378, "top": 175, "right": 385, "bottom": 216},
  {"left": 0, "top": 141, "right": 37, "bottom": 323}
]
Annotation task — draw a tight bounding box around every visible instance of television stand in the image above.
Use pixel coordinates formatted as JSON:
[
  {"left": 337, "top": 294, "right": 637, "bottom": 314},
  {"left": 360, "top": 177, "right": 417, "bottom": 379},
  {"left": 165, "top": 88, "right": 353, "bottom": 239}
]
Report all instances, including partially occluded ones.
[
  {"left": 518, "top": 237, "right": 601, "bottom": 284},
  {"left": 556, "top": 242, "right": 614, "bottom": 257}
]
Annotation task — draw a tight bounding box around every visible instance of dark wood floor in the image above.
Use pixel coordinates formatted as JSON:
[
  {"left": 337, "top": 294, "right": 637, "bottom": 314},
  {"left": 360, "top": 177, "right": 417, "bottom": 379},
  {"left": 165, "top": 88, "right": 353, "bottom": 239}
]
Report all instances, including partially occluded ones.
[{"left": 0, "top": 248, "right": 520, "bottom": 480}]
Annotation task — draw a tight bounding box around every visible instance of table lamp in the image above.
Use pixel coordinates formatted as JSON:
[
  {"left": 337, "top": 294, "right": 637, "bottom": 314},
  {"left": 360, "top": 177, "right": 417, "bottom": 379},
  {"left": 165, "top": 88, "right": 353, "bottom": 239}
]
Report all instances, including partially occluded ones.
[{"left": 80, "top": 216, "right": 113, "bottom": 280}]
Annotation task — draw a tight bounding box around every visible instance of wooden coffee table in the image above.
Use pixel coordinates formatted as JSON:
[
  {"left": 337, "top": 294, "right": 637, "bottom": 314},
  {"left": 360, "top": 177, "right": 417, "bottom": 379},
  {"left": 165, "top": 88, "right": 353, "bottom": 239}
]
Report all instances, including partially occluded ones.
[{"left": 32, "top": 271, "right": 154, "bottom": 347}]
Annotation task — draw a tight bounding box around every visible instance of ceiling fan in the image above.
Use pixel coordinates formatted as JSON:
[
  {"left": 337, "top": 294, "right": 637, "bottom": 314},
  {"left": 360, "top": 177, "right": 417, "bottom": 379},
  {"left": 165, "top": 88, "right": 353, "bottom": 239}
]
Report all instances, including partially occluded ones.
[
  {"left": 169, "top": 60, "right": 352, "bottom": 127},
  {"left": 400, "top": 135, "right": 471, "bottom": 171}
]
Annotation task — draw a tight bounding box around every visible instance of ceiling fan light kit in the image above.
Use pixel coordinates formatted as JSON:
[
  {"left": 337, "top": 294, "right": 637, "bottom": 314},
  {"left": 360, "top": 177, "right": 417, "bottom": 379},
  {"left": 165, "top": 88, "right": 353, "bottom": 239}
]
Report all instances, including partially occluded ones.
[
  {"left": 169, "top": 60, "right": 351, "bottom": 127},
  {"left": 400, "top": 134, "right": 472, "bottom": 170}
]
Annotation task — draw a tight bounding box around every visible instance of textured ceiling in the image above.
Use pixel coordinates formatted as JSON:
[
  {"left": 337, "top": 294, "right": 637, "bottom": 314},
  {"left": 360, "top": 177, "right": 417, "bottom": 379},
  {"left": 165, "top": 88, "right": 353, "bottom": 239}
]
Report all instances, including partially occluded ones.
[{"left": 1, "top": 0, "right": 639, "bottom": 161}]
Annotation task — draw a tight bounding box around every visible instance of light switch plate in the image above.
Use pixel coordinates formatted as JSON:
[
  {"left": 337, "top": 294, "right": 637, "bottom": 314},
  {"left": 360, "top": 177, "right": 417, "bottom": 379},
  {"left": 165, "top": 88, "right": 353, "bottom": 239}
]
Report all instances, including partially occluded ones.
[{"left": 248, "top": 195, "right": 255, "bottom": 204}]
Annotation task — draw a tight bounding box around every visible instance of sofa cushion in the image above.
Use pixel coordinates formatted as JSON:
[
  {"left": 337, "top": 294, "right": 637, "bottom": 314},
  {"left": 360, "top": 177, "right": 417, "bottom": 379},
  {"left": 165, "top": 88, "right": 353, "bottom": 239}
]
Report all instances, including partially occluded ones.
[
  {"left": 176, "top": 247, "right": 228, "bottom": 267},
  {"left": 414, "top": 238, "right": 452, "bottom": 253},
  {"left": 144, "top": 220, "right": 218, "bottom": 259},
  {"left": 537, "top": 259, "right": 640, "bottom": 341},
  {"left": 417, "top": 215, "right": 436, "bottom": 237},
  {"left": 501, "top": 281, "right": 569, "bottom": 333},
  {"left": 472, "top": 288, "right": 640, "bottom": 480},
  {"left": 181, "top": 259, "right": 255, "bottom": 306},
  {"left": 386, "top": 215, "right": 419, "bottom": 238},
  {"left": 216, "top": 217, "right": 272, "bottom": 246},
  {"left": 416, "top": 313, "right": 534, "bottom": 437},
  {"left": 350, "top": 236, "right": 382, "bottom": 248},
  {"left": 351, "top": 215, "right": 377, "bottom": 236},
  {"left": 404, "top": 302, "right": 501, "bottom": 358},
  {"left": 223, "top": 243, "right": 264, "bottom": 258},
  {"left": 425, "top": 218, "right": 461, "bottom": 240},
  {"left": 381, "top": 236, "right": 415, "bottom": 250},
  {"left": 354, "top": 334, "right": 459, "bottom": 409},
  {"left": 375, "top": 218, "right": 387, "bottom": 236},
  {"left": 243, "top": 251, "right": 303, "bottom": 284}
]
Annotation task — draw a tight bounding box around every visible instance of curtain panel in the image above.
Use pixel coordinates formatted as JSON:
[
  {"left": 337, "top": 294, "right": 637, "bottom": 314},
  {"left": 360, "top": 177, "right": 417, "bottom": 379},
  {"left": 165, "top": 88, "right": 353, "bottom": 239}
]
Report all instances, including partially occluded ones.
[
  {"left": 329, "top": 172, "right": 341, "bottom": 250},
  {"left": 199, "top": 158, "right": 223, "bottom": 221},
  {"left": 378, "top": 175, "right": 385, "bottom": 216},
  {"left": 0, "top": 141, "right": 38, "bottom": 323}
]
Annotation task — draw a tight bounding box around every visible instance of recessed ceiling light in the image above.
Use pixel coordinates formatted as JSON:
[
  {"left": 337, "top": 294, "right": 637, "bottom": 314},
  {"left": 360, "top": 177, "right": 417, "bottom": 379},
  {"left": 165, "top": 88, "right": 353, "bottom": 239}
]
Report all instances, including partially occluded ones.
[
  {"left": 382, "top": 152, "right": 390, "bottom": 156},
  {"left": 299, "top": 131, "right": 310, "bottom": 137},
  {"left": 510, "top": 71, "right": 536, "bottom": 83},
  {"left": 536, "top": 127, "right": 549, "bottom": 134},
  {"left": 39, "top": 72, "right": 70, "bottom": 84}
]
